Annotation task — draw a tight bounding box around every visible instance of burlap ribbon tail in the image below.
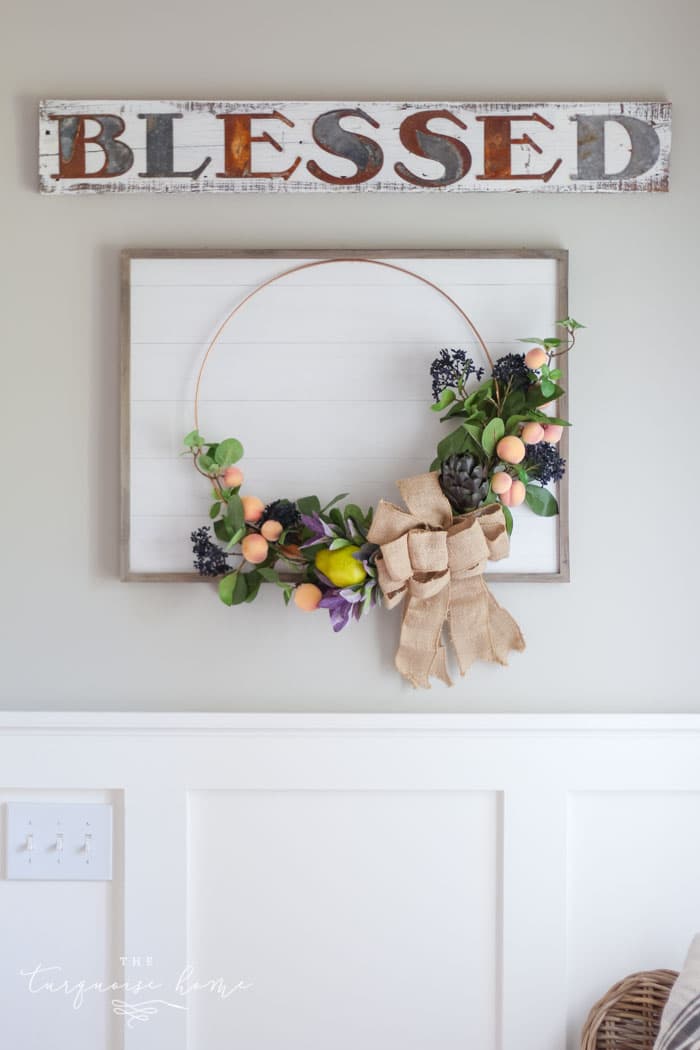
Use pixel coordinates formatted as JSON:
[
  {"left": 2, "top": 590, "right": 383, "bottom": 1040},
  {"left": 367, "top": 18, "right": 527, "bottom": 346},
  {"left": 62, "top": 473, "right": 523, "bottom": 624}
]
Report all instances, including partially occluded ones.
[{"left": 367, "top": 472, "right": 525, "bottom": 688}]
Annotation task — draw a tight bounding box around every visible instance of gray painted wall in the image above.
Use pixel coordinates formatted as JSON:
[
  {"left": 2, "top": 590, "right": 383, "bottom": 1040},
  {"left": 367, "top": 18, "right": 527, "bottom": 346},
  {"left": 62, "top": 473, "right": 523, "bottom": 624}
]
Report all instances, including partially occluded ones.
[{"left": 3, "top": 0, "right": 698, "bottom": 711}]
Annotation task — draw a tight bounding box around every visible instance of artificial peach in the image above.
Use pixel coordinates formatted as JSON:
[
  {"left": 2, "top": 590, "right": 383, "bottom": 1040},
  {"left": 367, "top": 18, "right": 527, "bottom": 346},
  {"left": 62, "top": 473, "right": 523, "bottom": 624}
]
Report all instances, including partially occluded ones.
[
  {"left": 261, "top": 520, "right": 283, "bottom": 542},
  {"left": 222, "top": 466, "right": 243, "bottom": 488},
  {"left": 490, "top": 471, "right": 513, "bottom": 495},
  {"left": 241, "top": 533, "right": 268, "bottom": 564},
  {"left": 542, "top": 424, "right": 563, "bottom": 444},
  {"left": 521, "top": 422, "right": 545, "bottom": 445},
  {"left": 525, "top": 347, "right": 548, "bottom": 369},
  {"left": 496, "top": 435, "right": 526, "bottom": 465},
  {"left": 294, "top": 583, "right": 322, "bottom": 611},
  {"left": 500, "top": 479, "right": 526, "bottom": 507},
  {"left": 241, "top": 495, "right": 265, "bottom": 523}
]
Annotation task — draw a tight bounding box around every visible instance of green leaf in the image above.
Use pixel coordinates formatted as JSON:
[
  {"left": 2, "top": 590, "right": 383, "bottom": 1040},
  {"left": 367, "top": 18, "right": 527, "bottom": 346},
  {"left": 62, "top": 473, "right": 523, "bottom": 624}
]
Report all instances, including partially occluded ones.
[
  {"left": 257, "top": 566, "right": 283, "bottom": 585},
  {"left": 225, "top": 527, "right": 245, "bottom": 551},
  {"left": 518, "top": 337, "right": 547, "bottom": 346},
  {"left": 526, "top": 383, "right": 564, "bottom": 408},
  {"left": 525, "top": 485, "right": 559, "bottom": 517},
  {"left": 230, "top": 572, "right": 250, "bottom": 604},
  {"left": 329, "top": 538, "right": 352, "bottom": 550},
  {"left": 214, "top": 438, "right": 244, "bottom": 467},
  {"left": 557, "top": 317, "right": 585, "bottom": 331},
  {"left": 482, "top": 417, "right": 505, "bottom": 457},
  {"left": 540, "top": 378, "right": 556, "bottom": 399},
  {"left": 218, "top": 572, "right": 240, "bottom": 606},
  {"left": 209, "top": 502, "right": 221, "bottom": 520},
  {"left": 543, "top": 338, "right": 562, "bottom": 348},
  {"left": 321, "top": 493, "right": 349, "bottom": 514},
  {"left": 297, "top": 495, "right": 321, "bottom": 515},
  {"left": 436, "top": 427, "right": 471, "bottom": 463},
  {"left": 549, "top": 368, "right": 562, "bottom": 380},
  {"left": 184, "top": 430, "right": 205, "bottom": 448},
  {"left": 214, "top": 518, "right": 234, "bottom": 543},
  {"left": 283, "top": 586, "right": 293, "bottom": 606},
  {"left": 226, "top": 493, "right": 245, "bottom": 533},
  {"left": 431, "top": 388, "right": 456, "bottom": 412},
  {"left": 244, "top": 572, "right": 262, "bottom": 603},
  {"left": 501, "top": 503, "right": 514, "bottom": 536},
  {"left": 329, "top": 507, "right": 345, "bottom": 532},
  {"left": 197, "top": 454, "right": 215, "bottom": 473}
]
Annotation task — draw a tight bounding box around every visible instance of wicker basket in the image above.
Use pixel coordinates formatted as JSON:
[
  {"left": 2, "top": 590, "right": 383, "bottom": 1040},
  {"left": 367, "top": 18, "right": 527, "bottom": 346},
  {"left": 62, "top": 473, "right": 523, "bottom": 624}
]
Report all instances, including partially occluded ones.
[{"left": 581, "top": 969, "right": 679, "bottom": 1050}]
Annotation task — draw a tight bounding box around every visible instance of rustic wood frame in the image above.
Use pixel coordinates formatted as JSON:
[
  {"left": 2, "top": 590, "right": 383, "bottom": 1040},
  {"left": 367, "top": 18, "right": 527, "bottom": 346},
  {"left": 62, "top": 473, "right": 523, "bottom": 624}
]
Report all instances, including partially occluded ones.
[{"left": 121, "top": 248, "right": 569, "bottom": 583}]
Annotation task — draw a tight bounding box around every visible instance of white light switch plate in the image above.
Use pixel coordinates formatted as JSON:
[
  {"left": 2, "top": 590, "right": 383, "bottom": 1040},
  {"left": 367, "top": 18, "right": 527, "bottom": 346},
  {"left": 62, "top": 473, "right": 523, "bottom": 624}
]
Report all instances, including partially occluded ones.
[{"left": 5, "top": 803, "right": 113, "bottom": 881}]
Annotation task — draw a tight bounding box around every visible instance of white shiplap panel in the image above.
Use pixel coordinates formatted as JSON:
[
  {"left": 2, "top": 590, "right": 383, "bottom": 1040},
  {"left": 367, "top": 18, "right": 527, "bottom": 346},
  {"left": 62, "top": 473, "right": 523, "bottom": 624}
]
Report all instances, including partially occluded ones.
[
  {"left": 129, "top": 280, "right": 556, "bottom": 345},
  {"left": 126, "top": 254, "right": 564, "bottom": 577}
]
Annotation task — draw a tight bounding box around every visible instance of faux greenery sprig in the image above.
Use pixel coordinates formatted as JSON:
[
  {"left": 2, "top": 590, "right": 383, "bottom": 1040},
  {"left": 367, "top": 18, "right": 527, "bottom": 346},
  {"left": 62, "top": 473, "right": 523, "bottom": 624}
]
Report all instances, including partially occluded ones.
[
  {"left": 183, "top": 428, "right": 377, "bottom": 627},
  {"left": 430, "top": 318, "right": 582, "bottom": 534}
]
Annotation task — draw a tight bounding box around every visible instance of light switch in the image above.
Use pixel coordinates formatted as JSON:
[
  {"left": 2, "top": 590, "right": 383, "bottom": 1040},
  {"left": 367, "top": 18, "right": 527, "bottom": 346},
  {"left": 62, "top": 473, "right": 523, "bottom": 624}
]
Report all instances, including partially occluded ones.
[{"left": 5, "top": 803, "right": 112, "bottom": 881}]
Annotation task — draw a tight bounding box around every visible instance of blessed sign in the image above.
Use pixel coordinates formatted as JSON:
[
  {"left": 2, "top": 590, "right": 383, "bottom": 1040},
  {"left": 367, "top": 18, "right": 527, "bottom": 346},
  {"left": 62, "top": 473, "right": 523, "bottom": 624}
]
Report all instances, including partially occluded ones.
[{"left": 40, "top": 100, "right": 671, "bottom": 194}]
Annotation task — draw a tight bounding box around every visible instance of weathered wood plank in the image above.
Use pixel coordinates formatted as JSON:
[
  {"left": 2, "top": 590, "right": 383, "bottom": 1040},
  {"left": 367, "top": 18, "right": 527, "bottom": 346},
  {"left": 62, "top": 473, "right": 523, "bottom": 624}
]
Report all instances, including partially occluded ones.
[{"left": 41, "top": 101, "right": 671, "bottom": 193}]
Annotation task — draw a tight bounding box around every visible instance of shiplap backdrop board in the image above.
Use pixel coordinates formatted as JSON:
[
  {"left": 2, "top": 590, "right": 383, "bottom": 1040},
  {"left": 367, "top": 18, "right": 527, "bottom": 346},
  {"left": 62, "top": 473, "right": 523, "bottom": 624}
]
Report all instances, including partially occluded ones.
[
  {"left": 39, "top": 101, "right": 671, "bottom": 193},
  {"left": 122, "top": 250, "right": 568, "bottom": 580}
]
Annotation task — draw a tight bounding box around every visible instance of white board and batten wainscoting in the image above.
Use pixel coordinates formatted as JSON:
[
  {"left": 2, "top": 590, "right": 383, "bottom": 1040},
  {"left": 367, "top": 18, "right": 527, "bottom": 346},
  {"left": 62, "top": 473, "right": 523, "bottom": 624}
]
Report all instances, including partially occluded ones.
[
  {"left": 1, "top": 713, "right": 700, "bottom": 1050},
  {"left": 122, "top": 250, "right": 568, "bottom": 582}
]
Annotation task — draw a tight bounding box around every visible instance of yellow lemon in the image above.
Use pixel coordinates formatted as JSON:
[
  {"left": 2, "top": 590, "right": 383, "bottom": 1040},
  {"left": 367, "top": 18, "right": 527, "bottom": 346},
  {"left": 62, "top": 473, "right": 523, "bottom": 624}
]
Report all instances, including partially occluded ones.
[{"left": 315, "top": 545, "right": 367, "bottom": 587}]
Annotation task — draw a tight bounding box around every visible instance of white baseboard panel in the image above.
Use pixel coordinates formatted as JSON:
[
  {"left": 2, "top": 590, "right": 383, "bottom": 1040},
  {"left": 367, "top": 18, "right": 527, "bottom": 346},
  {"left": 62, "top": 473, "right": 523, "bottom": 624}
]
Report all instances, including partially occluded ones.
[{"left": 1, "top": 714, "right": 699, "bottom": 1050}]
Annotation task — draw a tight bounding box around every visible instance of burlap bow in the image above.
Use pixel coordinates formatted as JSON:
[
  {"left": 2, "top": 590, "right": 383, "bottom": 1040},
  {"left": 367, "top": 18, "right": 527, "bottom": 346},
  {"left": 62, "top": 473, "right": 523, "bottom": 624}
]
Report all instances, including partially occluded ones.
[{"left": 367, "top": 473, "right": 525, "bottom": 688}]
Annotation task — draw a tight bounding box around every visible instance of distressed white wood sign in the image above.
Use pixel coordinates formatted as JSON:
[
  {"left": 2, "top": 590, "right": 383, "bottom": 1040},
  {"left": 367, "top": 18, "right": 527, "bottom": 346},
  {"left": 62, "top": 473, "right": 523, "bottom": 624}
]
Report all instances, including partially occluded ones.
[
  {"left": 41, "top": 101, "right": 671, "bottom": 193},
  {"left": 122, "top": 250, "right": 568, "bottom": 581}
]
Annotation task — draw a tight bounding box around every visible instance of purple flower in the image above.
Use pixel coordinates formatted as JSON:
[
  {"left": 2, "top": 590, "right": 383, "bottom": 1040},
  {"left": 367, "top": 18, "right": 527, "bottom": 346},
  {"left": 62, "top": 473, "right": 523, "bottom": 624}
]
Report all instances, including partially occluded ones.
[
  {"left": 300, "top": 513, "right": 334, "bottom": 548},
  {"left": 318, "top": 587, "right": 363, "bottom": 633}
]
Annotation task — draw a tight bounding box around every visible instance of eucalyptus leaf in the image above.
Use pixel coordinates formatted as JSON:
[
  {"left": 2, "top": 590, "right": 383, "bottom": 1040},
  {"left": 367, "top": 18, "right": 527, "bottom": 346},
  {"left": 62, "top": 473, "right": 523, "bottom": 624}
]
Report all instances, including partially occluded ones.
[
  {"left": 184, "top": 430, "right": 205, "bottom": 448},
  {"left": 226, "top": 493, "right": 245, "bottom": 533},
  {"left": 225, "top": 527, "right": 245, "bottom": 551},
  {"left": 230, "top": 572, "right": 250, "bottom": 605},
  {"left": 197, "top": 454, "right": 215, "bottom": 473},
  {"left": 525, "top": 485, "right": 559, "bottom": 517},
  {"left": 244, "top": 572, "right": 262, "bottom": 603},
  {"left": 214, "top": 519, "right": 234, "bottom": 543},
  {"left": 482, "top": 417, "right": 505, "bottom": 457},
  {"left": 258, "top": 566, "right": 283, "bottom": 585},
  {"left": 214, "top": 438, "right": 244, "bottom": 467},
  {"left": 218, "top": 572, "right": 240, "bottom": 606},
  {"left": 431, "top": 388, "right": 456, "bottom": 412}
]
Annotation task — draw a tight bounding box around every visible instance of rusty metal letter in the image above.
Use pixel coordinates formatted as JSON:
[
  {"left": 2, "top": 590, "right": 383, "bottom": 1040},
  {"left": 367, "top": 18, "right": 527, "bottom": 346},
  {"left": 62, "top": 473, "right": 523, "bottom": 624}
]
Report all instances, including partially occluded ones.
[
  {"left": 476, "top": 113, "right": 562, "bottom": 182},
  {"left": 216, "top": 112, "right": 301, "bottom": 180},
  {"left": 395, "top": 110, "right": 472, "bottom": 187},
  {"left": 50, "top": 114, "right": 133, "bottom": 180},
  {"left": 571, "top": 114, "right": 661, "bottom": 181},
  {"left": 307, "top": 109, "right": 383, "bottom": 185},
  {"left": 138, "top": 114, "right": 211, "bottom": 179}
]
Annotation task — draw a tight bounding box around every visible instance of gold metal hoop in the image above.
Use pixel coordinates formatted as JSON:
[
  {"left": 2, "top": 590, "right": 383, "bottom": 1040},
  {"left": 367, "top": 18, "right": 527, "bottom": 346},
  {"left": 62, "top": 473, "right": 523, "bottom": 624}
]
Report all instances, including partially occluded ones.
[{"left": 193, "top": 257, "right": 494, "bottom": 430}]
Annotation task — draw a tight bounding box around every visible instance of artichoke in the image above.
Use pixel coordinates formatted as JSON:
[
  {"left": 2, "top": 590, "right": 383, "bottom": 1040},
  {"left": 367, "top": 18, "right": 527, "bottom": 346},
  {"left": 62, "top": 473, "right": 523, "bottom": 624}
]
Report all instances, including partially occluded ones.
[{"left": 440, "top": 454, "right": 489, "bottom": 513}]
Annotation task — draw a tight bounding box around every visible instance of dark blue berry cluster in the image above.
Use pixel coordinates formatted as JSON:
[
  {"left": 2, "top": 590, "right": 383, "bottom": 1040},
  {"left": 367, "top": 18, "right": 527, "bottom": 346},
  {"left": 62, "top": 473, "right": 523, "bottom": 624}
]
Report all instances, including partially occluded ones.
[
  {"left": 261, "top": 499, "right": 301, "bottom": 529},
  {"left": 430, "top": 349, "right": 485, "bottom": 402},
  {"left": 191, "top": 527, "right": 230, "bottom": 577},
  {"left": 525, "top": 442, "right": 566, "bottom": 485},
  {"left": 491, "top": 353, "right": 531, "bottom": 391}
]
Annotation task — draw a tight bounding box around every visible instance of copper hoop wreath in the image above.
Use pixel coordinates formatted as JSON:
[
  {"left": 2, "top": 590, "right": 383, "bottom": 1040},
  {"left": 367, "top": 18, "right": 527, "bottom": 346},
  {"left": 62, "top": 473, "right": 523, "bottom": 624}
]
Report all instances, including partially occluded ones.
[{"left": 193, "top": 256, "right": 494, "bottom": 430}]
